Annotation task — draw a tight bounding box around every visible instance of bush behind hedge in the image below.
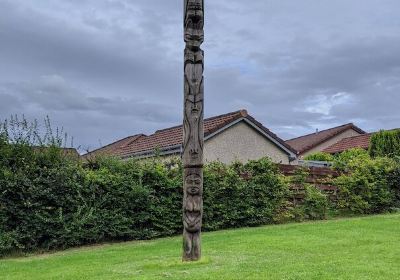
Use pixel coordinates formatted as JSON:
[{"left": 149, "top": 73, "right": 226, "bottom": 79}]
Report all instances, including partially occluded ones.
[
  {"left": 369, "top": 129, "right": 400, "bottom": 158},
  {"left": 334, "top": 156, "right": 398, "bottom": 214}
]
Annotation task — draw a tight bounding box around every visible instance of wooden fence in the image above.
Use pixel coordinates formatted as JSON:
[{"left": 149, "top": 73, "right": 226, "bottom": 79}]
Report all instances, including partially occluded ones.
[{"left": 278, "top": 164, "right": 341, "bottom": 202}]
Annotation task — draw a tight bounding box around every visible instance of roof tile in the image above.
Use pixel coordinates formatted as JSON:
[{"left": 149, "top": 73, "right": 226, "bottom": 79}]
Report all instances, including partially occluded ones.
[{"left": 323, "top": 133, "right": 371, "bottom": 154}]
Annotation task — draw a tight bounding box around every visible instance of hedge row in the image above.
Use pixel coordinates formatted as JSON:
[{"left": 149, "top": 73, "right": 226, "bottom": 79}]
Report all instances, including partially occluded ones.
[
  {"left": 1, "top": 140, "right": 399, "bottom": 256},
  {"left": 0, "top": 140, "right": 293, "bottom": 256},
  {"left": 333, "top": 149, "right": 400, "bottom": 214}
]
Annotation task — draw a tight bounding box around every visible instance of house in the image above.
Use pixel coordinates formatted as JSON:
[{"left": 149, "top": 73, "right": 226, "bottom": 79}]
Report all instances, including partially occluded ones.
[
  {"left": 285, "top": 123, "right": 366, "bottom": 159},
  {"left": 323, "top": 133, "right": 372, "bottom": 154},
  {"left": 84, "top": 110, "right": 297, "bottom": 164}
]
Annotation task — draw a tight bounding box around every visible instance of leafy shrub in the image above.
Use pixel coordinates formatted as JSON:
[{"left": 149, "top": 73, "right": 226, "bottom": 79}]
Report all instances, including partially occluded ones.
[
  {"left": 0, "top": 144, "right": 291, "bottom": 256},
  {"left": 332, "top": 148, "right": 370, "bottom": 171},
  {"left": 304, "top": 152, "right": 334, "bottom": 162},
  {"left": 3, "top": 136, "right": 399, "bottom": 257},
  {"left": 369, "top": 129, "right": 400, "bottom": 158},
  {"left": 239, "top": 159, "right": 290, "bottom": 225},
  {"left": 0, "top": 143, "right": 85, "bottom": 251},
  {"left": 203, "top": 158, "right": 290, "bottom": 230},
  {"left": 334, "top": 156, "right": 397, "bottom": 214},
  {"left": 387, "top": 165, "right": 400, "bottom": 208},
  {"left": 287, "top": 168, "right": 329, "bottom": 221},
  {"left": 302, "top": 185, "right": 329, "bottom": 220}
]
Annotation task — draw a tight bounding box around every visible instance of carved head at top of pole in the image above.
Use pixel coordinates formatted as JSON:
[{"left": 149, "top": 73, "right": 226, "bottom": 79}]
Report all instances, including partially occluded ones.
[{"left": 184, "top": 0, "right": 204, "bottom": 50}]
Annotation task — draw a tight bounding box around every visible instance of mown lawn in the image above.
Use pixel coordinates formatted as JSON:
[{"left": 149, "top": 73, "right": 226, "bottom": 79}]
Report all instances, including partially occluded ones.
[{"left": 1, "top": 214, "right": 399, "bottom": 280}]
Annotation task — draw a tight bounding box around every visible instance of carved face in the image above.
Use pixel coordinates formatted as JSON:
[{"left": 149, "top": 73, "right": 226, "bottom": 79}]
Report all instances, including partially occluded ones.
[
  {"left": 185, "top": 0, "right": 204, "bottom": 23},
  {"left": 184, "top": 0, "right": 204, "bottom": 49},
  {"left": 191, "top": 104, "right": 200, "bottom": 114},
  {"left": 185, "top": 173, "right": 202, "bottom": 195},
  {"left": 183, "top": 169, "right": 202, "bottom": 232}
]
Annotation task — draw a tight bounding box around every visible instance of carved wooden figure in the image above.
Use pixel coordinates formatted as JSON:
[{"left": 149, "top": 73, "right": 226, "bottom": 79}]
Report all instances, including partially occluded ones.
[{"left": 183, "top": 0, "right": 204, "bottom": 261}]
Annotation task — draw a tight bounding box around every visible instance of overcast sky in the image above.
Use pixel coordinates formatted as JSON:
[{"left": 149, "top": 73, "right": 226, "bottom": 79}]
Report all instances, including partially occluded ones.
[{"left": 1, "top": 0, "right": 399, "bottom": 151}]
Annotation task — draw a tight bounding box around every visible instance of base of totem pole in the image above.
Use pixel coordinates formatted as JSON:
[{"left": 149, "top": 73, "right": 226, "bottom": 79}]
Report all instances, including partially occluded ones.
[{"left": 182, "top": 230, "right": 201, "bottom": 261}]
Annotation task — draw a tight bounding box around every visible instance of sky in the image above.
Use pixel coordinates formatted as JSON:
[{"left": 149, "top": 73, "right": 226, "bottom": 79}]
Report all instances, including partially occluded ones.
[{"left": 1, "top": 0, "right": 400, "bottom": 152}]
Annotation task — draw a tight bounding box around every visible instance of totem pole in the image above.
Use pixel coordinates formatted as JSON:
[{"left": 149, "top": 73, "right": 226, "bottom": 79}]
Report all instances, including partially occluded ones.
[{"left": 182, "top": 0, "right": 204, "bottom": 262}]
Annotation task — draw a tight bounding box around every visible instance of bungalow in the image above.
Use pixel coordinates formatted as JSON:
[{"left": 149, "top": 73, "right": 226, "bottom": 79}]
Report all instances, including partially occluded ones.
[
  {"left": 285, "top": 123, "right": 366, "bottom": 159},
  {"left": 84, "top": 110, "right": 297, "bottom": 164}
]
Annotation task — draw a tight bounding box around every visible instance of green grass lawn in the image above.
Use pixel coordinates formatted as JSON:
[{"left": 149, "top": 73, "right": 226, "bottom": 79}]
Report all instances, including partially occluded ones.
[{"left": 1, "top": 214, "right": 399, "bottom": 280}]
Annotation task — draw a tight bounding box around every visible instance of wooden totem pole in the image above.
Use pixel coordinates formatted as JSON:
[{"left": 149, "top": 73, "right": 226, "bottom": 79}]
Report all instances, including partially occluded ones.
[{"left": 182, "top": 0, "right": 204, "bottom": 262}]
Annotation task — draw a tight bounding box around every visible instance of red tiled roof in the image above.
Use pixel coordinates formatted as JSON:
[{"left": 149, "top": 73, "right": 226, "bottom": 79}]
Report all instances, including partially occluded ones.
[
  {"left": 285, "top": 123, "right": 366, "bottom": 154},
  {"left": 83, "top": 134, "right": 145, "bottom": 159},
  {"left": 83, "top": 109, "right": 296, "bottom": 159},
  {"left": 117, "top": 110, "right": 249, "bottom": 157},
  {"left": 323, "top": 133, "right": 372, "bottom": 154}
]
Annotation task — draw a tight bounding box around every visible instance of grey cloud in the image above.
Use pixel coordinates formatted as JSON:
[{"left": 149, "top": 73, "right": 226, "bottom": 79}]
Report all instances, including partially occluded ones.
[
  {"left": 1, "top": 0, "right": 400, "bottom": 150},
  {"left": 1, "top": 74, "right": 180, "bottom": 151},
  {"left": 3, "top": 75, "right": 178, "bottom": 121},
  {"left": 284, "top": 37, "right": 400, "bottom": 92},
  {"left": 215, "top": 34, "right": 400, "bottom": 136},
  {"left": 0, "top": 0, "right": 180, "bottom": 96},
  {"left": 0, "top": 93, "right": 22, "bottom": 113}
]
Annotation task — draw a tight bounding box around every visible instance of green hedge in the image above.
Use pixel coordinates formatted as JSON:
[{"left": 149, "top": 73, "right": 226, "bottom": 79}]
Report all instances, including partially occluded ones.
[
  {"left": 296, "top": 149, "right": 400, "bottom": 215},
  {"left": 203, "top": 160, "right": 289, "bottom": 230},
  {"left": 304, "top": 152, "right": 335, "bottom": 162},
  {"left": 0, "top": 139, "right": 292, "bottom": 256},
  {"left": 1, "top": 137, "right": 399, "bottom": 256},
  {"left": 388, "top": 163, "right": 400, "bottom": 208},
  {"left": 369, "top": 129, "right": 400, "bottom": 158},
  {"left": 334, "top": 154, "right": 399, "bottom": 214}
]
